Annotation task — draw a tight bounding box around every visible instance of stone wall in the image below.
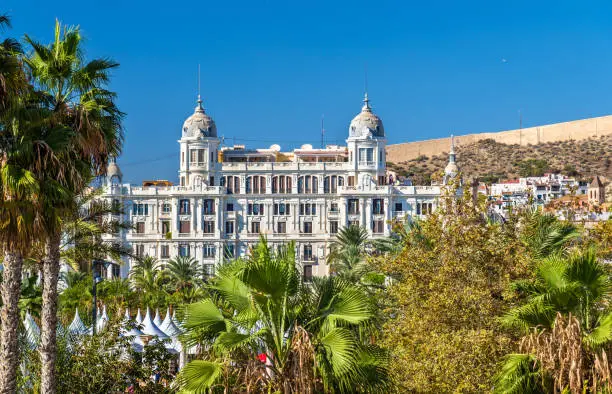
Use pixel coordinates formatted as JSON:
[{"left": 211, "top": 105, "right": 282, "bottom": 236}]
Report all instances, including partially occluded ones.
[{"left": 387, "top": 115, "right": 612, "bottom": 163}]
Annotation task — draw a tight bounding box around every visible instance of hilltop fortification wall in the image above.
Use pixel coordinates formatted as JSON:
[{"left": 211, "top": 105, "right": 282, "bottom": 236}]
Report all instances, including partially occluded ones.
[{"left": 387, "top": 115, "right": 612, "bottom": 163}]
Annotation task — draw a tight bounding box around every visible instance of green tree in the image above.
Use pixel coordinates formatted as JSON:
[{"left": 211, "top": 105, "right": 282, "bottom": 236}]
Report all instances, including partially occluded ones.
[
  {"left": 23, "top": 20, "right": 123, "bottom": 392},
  {"left": 0, "top": 15, "right": 68, "bottom": 392},
  {"left": 177, "top": 238, "right": 389, "bottom": 393},
  {"left": 165, "top": 256, "right": 201, "bottom": 292},
  {"left": 495, "top": 248, "right": 612, "bottom": 393},
  {"left": 520, "top": 210, "right": 580, "bottom": 259},
  {"left": 129, "top": 256, "right": 169, "bottom": 308},
  {"left": 376, "top": 191, "right": 527, "bottom": 392}
]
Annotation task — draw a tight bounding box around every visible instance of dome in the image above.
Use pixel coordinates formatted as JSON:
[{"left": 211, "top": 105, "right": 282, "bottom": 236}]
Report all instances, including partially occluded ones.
[
  {"left": 182, "top": 96, "right": 217, "bottom": 138},
  {"left": 349, "top": 93, "right": 385, "bottom": 138},
  {"left": 107, "top": 156, "right": 122, "bottom": 179}
]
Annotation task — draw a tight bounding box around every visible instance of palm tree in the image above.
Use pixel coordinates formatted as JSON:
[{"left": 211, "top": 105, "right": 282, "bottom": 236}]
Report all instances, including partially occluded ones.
[
  {"left": 23, "top": 20, "right": 123, "bottom": 392},
  {"left": 520, "top": 210, "right": 580, "bottom": 259},
  {"left": 327, "top": 225, "right": 369, "bottom": 275},
  {"left": 0, "top": 15, "right": 67, "bottom": 392},
  {"left": 129, "top": 256, "right": 168, "bottom": 308},
  {"left": 165, "top": 256, "right": 201, "bottom": 292},
  {"left": 372, "top": 217, "right": 431, "bottom": 255},
  {"left": 495, "top": 248, "right": 612, "bottom": 392},
  {"left": 177, "top": 237, "right": 389, "bottom": 392}
]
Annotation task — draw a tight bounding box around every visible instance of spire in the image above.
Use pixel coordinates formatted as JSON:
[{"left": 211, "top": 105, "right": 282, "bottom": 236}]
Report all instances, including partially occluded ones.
[
  {"left": 362, "top": 92, "right": 371, "bottom": 111},
  {"left": 195, "top": 63, "right": 205, "bottom": 113},
  {"left": 448, "top": 134, "right": 456, "bottom": 163}
]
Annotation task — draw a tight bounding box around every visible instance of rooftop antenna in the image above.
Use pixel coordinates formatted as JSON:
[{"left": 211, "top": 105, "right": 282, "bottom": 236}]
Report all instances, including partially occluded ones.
[{"left": 321, "top": 115, "right": 325, "bottom": 148}]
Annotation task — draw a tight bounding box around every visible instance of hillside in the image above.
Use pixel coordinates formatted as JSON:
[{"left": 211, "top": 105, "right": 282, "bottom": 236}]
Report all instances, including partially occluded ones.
[{"left": 387, "top": 135, "right": 612, "bottom": 185}]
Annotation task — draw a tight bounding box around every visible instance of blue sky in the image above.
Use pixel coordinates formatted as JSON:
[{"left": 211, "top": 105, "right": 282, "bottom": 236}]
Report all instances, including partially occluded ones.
[{"left": 5, "top": 1, "right": 612, "bottom": 183}]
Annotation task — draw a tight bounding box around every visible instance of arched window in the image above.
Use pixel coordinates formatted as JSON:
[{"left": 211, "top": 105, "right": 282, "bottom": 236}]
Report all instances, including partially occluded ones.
[
  {"left": 297, "top": 176, "right": 318, "bottom": 194},
  {"left": 222, "top": 176, "right": 240, "bottom": 194},
  {"left": 323, "top": 175, "right": 344, "bottom": 194},
  {"left": 246, "top": 176, "right": 266, "bottom": 194},
  {"left": 272, "top": 175, "right": 292, "bottom": 194}
]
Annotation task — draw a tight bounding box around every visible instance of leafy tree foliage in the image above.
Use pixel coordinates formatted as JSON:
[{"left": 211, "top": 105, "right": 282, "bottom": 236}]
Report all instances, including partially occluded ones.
[{"left": 376, "top": 189, "right": 529, "bottom": 392}]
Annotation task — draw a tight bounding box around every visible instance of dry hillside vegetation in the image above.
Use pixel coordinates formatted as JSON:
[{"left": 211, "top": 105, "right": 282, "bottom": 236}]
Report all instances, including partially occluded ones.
[{"left": 388, "top": 135, "right": 612, "bottom": 185}]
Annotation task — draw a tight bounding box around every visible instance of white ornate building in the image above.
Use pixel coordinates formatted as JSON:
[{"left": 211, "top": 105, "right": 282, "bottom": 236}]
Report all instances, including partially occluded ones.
[{"left": 102, "top": 94, "right": 451, "bottom": 279}]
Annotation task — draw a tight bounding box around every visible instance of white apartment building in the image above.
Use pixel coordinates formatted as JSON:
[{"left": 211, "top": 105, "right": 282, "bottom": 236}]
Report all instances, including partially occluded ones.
[{"left": 102, "top": 94, "right": 452, "bottom": 279}]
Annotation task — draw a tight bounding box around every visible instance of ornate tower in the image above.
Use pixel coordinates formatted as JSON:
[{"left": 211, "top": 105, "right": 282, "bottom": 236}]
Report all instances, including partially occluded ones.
[
  {"left": 105, "top": 156, "right": 122, "bottom": 187},
  {"left": 443, "top": 135, "right": 460, "bottom": 185},
  {"left": 178, "top": 95, "right": 220, "bottom": 187},
  {"left": 346, "top": 93, "right": 387, "bottom": 187},
  {"left": 588, "top": 176, "right": 605, "bottom": 204}
]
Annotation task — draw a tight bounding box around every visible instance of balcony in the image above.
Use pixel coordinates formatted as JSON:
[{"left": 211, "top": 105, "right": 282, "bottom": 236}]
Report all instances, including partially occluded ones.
[
  {"left": 302, "top": 256, "right": 318, "bottom": 264},
  {"left": 178, "top": 232, "right": 191, "bottom": 237}
]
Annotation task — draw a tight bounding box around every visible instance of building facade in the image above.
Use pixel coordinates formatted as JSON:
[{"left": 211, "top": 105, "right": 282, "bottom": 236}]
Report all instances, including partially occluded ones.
[{"left": 102, "top": 94, "right": 447, "bottom": 279}]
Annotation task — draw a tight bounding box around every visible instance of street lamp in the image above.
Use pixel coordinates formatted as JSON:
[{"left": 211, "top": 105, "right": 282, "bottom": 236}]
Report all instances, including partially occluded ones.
[{"left": 91, "top": 259, "right": 111, "bottom": 335}]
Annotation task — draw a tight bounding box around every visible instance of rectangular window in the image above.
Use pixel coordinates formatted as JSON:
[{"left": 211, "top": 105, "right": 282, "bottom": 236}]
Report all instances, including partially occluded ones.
[
  {"left": 179, "top": 220, "right": 191, "bottom": 234},
  {"left": 132, "top": 203, "right": 148, "bottom": 216},
  {"left": 136, "top": 222, "right": 145, "bottom": 234},
  {"left": 372, "top": 199, "right": 384, "bottom": 215},
  {"left": 248, "top": 203, "right": 265, "bottom": 216},
  {"left": 348, "top": 220, "right": 360, "bottom": 227},
  {"left": 226, "top": 203, "right": 234, "bottom": 212},
  {"left": 179, "top": 244, "right": 190, "bottom": 257},
  {"left": 162, "top": 203, "right": 171, "bottom": 214},
  {"left": 330, "top": 203, "right": 339, "bottom": 213},
  {"left": 395, "top": 202, "right": 402, "bottom": 212},
  {"left": 224, "top": 244, "right": 235, "bottom": 258},
  {"left": 134, "top": 244, "right": 145, "bottom": 257},
  {"left": 303, "top": 245, "right": 313, "bottom": 261},
  {"left": 190, "top": 150, "right": 197, "bottom": 163},
  {"left": 203, "top": 220, "right": 215, "bottom": 234},
  {"left": 329, "top": 220, "right": 339, "bottom": 234},
  {"left": 358, "top": 148, "right": 373, "bottom": 163},
  {"left": 179, "top": 199, "right": 190, "bottom": 215},
  {"left": 251, "top": 221, "right": 260, "bottom": 234},
  {"left": 161, "top": 220, "right": 170, "bottom": 235},
  {"left": 160, "top": 245, "right": 170, "bottom": 258},
  {"left": 348, "top": 176, "right": 355, "bottom": 186},
  {"left": 348, "top": 199, "right": 359, "bottom": 215},
  {"left": 277, "top": 222, "right": 286, "bottom": 234},
  {"left": 303, "top": 222, "right": 312, "bottom": 234},
  {"left": 225, "top": 221, "right": 234, "bottom": 234},
  {"left": 203, "top": 199, "right": 215, "bottom": 214},
  {"left": 372, "top": 220, "right": 384, "bottom": 234},
  {"left": 274, "top": 203, "right": 279, "bottom": 215},
  {"left": 209, "top": 176, "right": 214, "bottom": 186},
  {"left": 303, "top": 265, "right": 313, "bottom": 282},
  {"left": 203, "top": 244, "right": 216, "bottom": 258},
  {"left": 416, "top": 203, "right": 421, "bottom": 215}
]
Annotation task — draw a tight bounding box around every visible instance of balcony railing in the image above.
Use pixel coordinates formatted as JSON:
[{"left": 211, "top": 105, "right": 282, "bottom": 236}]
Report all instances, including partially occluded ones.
[{"left": 302, "top": 256, "right": 317, "bottom": 263}]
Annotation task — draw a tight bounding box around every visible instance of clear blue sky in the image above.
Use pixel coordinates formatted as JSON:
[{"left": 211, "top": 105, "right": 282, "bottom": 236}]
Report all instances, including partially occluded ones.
[{"left": 5, "top": 1, "right": 612, "bottom": 183}]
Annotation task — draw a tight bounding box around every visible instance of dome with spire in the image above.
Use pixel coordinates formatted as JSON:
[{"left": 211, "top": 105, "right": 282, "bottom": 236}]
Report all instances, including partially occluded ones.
[
  {"left": 443, "top": 135, "right": 460, "bottom": 184},
  {"left": 182, "top": 96, "right": 217, "bottom": 138},
  {"left": 348, "top": 93, "right": 385, "bottom": 138},
  {"left": 106, "top": 156, "right": 122, "bottom": 180}
]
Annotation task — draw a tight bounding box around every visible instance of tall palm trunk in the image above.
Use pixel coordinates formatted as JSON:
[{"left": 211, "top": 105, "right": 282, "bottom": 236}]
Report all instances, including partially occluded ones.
[
  {"left": 40, "top": 231, "right": 61, "bottom": 394},
  {"left": 0, "top": 251, "right": 24, "bottom": 394}
]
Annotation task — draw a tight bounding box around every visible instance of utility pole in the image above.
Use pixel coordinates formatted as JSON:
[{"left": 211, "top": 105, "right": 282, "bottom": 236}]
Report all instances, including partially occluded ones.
[
  {"left": 519, "top": 109, "right": 523, "bottom": 146},
  {"left": 321, "top": 115, "right": 325, "bottom": 148}
]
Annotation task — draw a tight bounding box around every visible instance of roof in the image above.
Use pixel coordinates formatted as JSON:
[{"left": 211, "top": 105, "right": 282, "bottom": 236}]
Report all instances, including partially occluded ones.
[{"left": 590, "top": 176, "right": 604, "bottom": 188}]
